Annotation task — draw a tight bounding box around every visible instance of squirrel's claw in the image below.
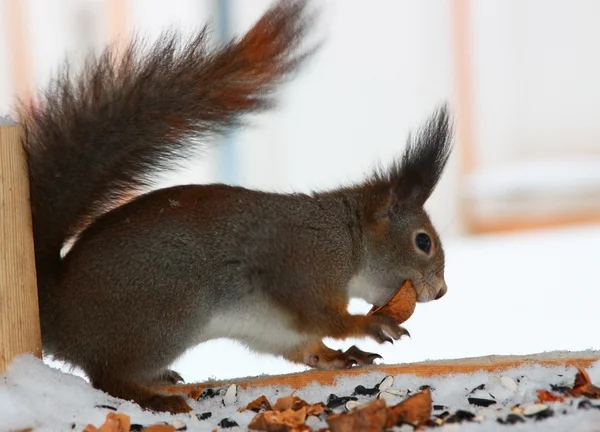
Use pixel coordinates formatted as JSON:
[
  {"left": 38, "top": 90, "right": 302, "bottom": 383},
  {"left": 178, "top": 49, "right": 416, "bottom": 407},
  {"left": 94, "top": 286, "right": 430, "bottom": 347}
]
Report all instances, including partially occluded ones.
[
  {"left": 367, "top": 315, "right": 410, "bottom": 345},
  {"left": 147, "top": 369, "right": 185, "bottom": 388},
  {"left": 344, "top": 345, "right": 384, "bottom": 366},
  {"left": 165, "top": 370, "right": 185, "bottom": 384},
  {"left": 368, "top": 353, "right": 384, "bottom": 362}
]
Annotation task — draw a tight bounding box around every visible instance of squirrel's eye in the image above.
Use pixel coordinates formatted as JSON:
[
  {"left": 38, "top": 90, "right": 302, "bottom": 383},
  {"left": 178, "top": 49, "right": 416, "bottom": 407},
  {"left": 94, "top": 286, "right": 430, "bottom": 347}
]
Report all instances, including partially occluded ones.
[{"left": 415, "top": 233, "right": 432, "bottom": 254}]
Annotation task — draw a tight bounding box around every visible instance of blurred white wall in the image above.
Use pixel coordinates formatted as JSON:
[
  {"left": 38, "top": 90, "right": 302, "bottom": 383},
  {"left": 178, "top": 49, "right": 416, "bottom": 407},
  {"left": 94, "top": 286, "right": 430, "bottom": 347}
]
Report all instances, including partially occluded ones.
[
  {"left": 4, "top": 0, "right": 600, "bottom": 238},
  {"left": 1, "top": 0, "right": 461, "bottom": 234},
  {"left": 472, "top": 0, "right": 600, "bottom": 165}
]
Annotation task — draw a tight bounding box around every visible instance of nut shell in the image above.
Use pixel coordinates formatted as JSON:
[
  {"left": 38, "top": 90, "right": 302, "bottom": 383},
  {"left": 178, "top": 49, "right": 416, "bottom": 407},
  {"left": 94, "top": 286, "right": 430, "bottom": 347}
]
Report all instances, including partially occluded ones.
[{"left": 367, "top": 280, "right": 417, "bottom": 324}]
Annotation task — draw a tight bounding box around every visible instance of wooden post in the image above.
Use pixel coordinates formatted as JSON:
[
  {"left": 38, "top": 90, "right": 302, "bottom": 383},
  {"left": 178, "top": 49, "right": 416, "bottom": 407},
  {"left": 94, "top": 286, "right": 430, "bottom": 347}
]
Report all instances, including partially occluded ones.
[{"left": 0, "top": 122, "right": 42, "bottom": 374}]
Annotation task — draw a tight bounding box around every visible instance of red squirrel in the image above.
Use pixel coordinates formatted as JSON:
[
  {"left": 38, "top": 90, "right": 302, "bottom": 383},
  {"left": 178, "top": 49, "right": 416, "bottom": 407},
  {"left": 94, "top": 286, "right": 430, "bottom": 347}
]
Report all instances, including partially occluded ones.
[{"left": 18, "top": 0, "right": 452, "bottom": 414}]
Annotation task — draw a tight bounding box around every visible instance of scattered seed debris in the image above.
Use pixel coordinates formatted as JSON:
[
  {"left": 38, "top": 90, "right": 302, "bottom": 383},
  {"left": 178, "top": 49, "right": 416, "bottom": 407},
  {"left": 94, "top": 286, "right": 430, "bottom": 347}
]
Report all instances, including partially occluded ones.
[
  {"left": 551, "top": 383, "right": 572, "bottom": 393},
  {"left": 200, "top": 388, "right": 217, "bottom": 399},
  {"left": 378, "top": 375, "right": 394, "bottom": 392},
  {"left": 218, "top": 418, "right": 238, "bottom": 428},
  {"left": 467, "top": 383, "right": 486, "bottom": 395},
  {"left": 94, "top": 404, "right": 117, "bottom": 411},
  {"left": 578, "top": 399, "right": 600, "bottom": 410},
  {"left": 378, "top": 391, "right": 401, "bottom": 405},
  {"left": 222, "top": 384, "right": 237, "bottom": 406},
  {"left": 445, "top": 410, "right": 476, "bottom": 424},
  {"left": 80, "top": 365, "right": 600, "bottom": 431},
  {"left": 326, "top": 394, "right": 358, "bottom": 410},
  {"left": 171, "top": 419, "right": 186, "bottom": 431},
  {"left": 500, "top": 376, "right": 518, "bottom": 393},
  {"left": 352, "top": 384, "right": 379, "bottom": 396},
  {"left": 467, "top": 397, "right": 497, "bottom": 407},
  {"left": 345, "top": 400, "right": 361, "bottom": 411},
  {"left": 498, "top": 413, "right": 526, "bottom": 424},
  {"left": 522, "top": 403, "right": 550, "bottom": 417}
]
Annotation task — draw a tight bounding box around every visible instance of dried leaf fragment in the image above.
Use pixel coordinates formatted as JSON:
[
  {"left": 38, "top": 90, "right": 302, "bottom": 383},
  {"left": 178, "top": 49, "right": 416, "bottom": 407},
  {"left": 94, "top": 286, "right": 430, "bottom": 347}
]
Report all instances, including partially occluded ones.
[
  {"left": 83, "top": 412, "right": 131, "bottom": 432},
  {"left": 367, "top": 281, "right": 417, "bottom": 324},
  {"left": 142, "top": 425, "right": 177, "bottom": 432},
  {"left": 327, "top": 399, "right": 388, "bottom": 432},
  {"left": 567, "top": 367, "right": 600, "bottom": 399},
  {"left": 306, "top": 403, "right": 325, "bottom": 417},
  {"left": 536, "top": 390, "right": 565, "bottom": 403},
  {"left": 241, "top": 395, "right": 274, "bottom": 413},
  {"left": 273, "top": 395, "right": 309, "bottom": 411},
  {"left": 188, "top": 388, "right": 202, "bottom": 400},
  {"left": 249, "top": 407, "right": 308, "bottom": 431},
  {"left": 387, "top": 388, "right": 432, "bottom": 428},
  {"left": 288, "top": 427, "right": 313, "bottom": 432}
]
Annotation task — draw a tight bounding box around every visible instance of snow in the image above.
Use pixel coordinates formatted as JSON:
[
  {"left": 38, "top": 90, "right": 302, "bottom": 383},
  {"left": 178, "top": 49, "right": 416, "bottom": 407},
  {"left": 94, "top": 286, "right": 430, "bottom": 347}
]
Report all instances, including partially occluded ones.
[
  {"left": 0, "top": 115, "right": 16, "bottom": 125},
  {"left": 3, "top": 354, "right": 600, "bottom": 431}
]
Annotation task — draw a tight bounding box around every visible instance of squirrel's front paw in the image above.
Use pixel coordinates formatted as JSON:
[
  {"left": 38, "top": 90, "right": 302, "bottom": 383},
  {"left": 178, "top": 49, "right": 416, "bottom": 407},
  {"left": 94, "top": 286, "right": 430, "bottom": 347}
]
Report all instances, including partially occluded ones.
[
  {"left": 366, "top": 315, "right": 410, "bottom": 344},
  {"left": 306, "top": 345, "right": 383, "bottom": 369},
  {"left": 284, "top": 340, "right": 382, "bottom": 370}
]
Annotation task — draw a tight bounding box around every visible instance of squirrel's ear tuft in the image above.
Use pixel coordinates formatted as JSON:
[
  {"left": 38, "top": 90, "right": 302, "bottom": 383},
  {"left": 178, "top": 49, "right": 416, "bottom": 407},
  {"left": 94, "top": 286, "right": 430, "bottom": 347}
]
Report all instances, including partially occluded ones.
[{"left": 371, "top": 104, "right": 454, "bottom": 208}]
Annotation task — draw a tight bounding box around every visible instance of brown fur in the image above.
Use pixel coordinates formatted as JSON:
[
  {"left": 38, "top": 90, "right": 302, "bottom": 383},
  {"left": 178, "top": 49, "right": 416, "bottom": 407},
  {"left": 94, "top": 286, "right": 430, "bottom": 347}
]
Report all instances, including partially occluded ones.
[{"left": 19, "top": 0, "right": 453, "bottom": 414}]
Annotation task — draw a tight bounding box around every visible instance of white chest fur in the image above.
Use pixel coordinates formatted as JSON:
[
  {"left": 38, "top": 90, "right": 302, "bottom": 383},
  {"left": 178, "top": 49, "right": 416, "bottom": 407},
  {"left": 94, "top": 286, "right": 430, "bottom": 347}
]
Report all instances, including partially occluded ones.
[
  {"left": 346, "top": 272, "right": 390, "bottom": 306},
  {"left": 200, "top": 296, "right": 309, "bottom": 355}
]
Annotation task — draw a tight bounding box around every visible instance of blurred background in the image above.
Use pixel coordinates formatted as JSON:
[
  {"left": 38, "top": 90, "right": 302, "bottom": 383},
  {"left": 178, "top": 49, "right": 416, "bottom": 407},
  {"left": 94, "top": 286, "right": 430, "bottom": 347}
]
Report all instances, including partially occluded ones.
[{"left": 2, "top": 0, "right": 599, "bottom": 382}]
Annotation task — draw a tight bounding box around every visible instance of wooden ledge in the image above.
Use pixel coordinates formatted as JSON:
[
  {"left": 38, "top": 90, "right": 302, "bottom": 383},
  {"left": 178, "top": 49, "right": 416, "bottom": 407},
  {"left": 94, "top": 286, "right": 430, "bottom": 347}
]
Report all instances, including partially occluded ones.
[{"left": 160, "top": 351, "right": 600, "bottom": 395}]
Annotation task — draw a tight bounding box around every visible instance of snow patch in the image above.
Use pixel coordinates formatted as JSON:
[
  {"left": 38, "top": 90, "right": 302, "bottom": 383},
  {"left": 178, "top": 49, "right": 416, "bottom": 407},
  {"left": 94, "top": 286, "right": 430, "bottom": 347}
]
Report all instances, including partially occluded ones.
[{"left": 3, "top": 354, "right": 600, "bottom": 431}]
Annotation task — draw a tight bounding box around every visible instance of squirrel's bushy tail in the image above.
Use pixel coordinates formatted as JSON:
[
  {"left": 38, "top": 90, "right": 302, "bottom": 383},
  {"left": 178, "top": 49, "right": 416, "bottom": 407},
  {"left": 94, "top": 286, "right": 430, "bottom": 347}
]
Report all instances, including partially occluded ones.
[{"left": 19, "top": 0, "right": 316, "bottom": 283}]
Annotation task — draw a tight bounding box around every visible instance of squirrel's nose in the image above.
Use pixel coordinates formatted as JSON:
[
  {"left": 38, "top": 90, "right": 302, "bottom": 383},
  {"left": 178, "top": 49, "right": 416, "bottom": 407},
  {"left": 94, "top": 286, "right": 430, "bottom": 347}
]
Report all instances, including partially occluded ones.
[{"left": 435, "top": 282, "right": 447, "bottom": 300}]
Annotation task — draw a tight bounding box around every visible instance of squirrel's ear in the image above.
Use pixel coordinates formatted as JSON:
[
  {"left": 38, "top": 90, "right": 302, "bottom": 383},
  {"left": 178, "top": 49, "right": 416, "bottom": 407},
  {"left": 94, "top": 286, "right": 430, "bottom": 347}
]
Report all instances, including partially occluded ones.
[{"left": 372, "top": 104, "right": 453, "bottom": 208}]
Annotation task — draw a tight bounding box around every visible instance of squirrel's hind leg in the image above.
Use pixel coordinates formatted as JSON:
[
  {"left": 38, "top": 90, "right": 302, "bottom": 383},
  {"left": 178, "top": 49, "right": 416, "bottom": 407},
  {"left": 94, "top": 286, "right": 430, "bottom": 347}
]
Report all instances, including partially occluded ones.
[{"left": 90, "top": 372, "right": 192, "bottom": 414}]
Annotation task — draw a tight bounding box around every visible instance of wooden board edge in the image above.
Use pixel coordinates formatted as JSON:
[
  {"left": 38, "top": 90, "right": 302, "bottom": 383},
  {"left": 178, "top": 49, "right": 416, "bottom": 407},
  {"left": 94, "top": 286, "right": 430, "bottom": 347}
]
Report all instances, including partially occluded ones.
[{"left": 160, "top": 355, "right": 600, "bottom": 395}]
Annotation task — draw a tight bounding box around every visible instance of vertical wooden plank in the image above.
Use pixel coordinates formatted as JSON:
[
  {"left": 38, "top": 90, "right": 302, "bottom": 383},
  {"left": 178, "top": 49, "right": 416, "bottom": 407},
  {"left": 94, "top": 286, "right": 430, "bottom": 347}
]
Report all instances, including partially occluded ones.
[
  {"left": 0, "top": 124, "right": 42, "bottom": 374},
  {"left": 451, "top": 0, "right": 477, "bottom": 175},
  {"left": 107, "top": 0, "right": 129, "bottom": 55},
  {"left": 451, "top": 0, "right": 478, "bottom": 233}
]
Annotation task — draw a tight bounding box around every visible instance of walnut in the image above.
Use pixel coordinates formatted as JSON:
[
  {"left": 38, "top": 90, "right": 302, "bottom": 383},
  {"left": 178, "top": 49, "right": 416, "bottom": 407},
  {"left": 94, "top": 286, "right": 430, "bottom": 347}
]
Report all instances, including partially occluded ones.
[{"left": 367, "top": 280, "right": 417, "bottom": 324}]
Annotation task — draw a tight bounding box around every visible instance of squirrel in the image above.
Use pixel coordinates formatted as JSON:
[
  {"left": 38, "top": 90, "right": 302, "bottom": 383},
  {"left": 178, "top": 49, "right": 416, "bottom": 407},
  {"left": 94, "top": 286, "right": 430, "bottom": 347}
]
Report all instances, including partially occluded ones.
[{"left": 17, "top": 0, "right": 453, "bottom": 414}]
